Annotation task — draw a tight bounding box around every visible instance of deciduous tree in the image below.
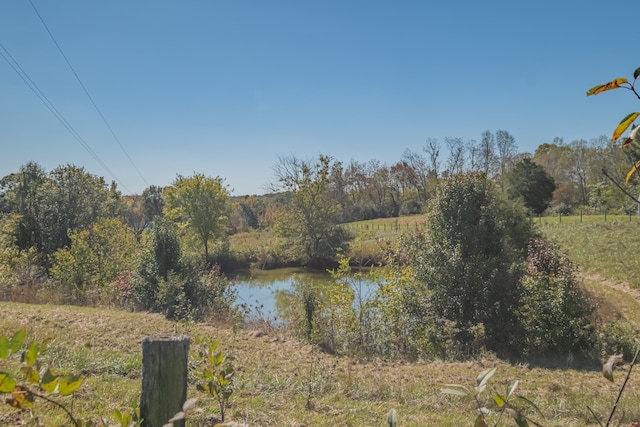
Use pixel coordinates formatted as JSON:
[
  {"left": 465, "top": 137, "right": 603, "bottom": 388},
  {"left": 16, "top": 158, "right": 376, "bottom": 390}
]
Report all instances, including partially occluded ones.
[
  {"left": 505, "top": 158, "right": 556, "bottom": 215},
  {"left": 271, "top": 155, "right": 352, "bottom": 266},
  {"left": 164, "top": 174, "right": 229, "bottom": 261}
]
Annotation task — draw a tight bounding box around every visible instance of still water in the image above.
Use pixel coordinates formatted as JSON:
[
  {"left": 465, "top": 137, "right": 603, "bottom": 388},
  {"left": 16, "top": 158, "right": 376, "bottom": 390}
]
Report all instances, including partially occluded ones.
[{"left": 230, "top": 267, "right": 376, "bottom": 320}]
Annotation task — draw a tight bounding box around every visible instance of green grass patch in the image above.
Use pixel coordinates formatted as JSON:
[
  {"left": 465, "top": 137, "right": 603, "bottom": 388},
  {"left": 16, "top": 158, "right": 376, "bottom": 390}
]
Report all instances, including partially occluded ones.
[{"left": 540, "top": 220, "right": 640, "bottom": 289}]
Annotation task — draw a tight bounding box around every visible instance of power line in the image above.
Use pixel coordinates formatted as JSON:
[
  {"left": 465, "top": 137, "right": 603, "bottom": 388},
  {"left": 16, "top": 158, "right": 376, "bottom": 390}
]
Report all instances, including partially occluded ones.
[
  {"left": 0, "top": 42, "right": 133, "bottom": 194},
  {"left": 28, "top": 0, "right": 149, "bottom": 189}
]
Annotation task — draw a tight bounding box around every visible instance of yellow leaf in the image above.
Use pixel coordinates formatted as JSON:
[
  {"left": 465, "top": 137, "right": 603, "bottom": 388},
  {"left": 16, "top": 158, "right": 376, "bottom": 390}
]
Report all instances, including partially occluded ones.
[
  {"left": 613, "top": 113, "right": 640, "bottom": 140},
  {"left": 586, "top": 78, "right": 628, "bottom": 96},
  {"left": 7, "top": 385, "right": 34, "bottom": 409},
  {"left": 40, "top": 367, "right": 59, "bottom": 393},
  {"left": 603, "top": 354, "right": 624, "bottom": 381},
  {"left": 20, "top": 366, "right": 40, "bottom": 384},
  {"left": 625, "top": 161, "right": 640, "bottom": 183},
  {"left": 57, "top": 374, "right": 83, "bottom": 396}
]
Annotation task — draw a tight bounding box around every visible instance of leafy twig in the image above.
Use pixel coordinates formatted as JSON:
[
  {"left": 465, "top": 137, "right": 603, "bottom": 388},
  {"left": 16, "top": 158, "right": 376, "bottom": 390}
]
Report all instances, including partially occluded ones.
[
  {"left": 605, "top": 346, "right": 640, "bottom": 426},
  {"left": 601, "top": 168, "right": 638, "bottom": 204}
]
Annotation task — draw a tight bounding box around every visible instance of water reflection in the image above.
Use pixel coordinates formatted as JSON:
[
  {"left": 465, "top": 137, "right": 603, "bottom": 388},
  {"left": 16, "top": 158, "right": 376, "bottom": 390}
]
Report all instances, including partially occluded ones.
[
  {"left": 231, "top": 267, "right": 376, "bottom": 321},
  {"left": 231, "top": 268, "right": 333, "bottom": 319}
]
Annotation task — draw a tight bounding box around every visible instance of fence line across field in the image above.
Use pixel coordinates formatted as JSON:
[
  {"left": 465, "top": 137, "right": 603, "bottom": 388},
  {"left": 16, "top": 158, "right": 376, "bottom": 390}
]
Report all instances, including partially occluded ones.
[{"left": 342, "top": 213, "right": 640, "bottom": 233}]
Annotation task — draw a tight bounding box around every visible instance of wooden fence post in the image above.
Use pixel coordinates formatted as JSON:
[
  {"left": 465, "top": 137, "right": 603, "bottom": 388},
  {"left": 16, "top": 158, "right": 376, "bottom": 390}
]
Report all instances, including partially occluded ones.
[{"left": 140, "top": 336, "right": 190, "bottom": 427}]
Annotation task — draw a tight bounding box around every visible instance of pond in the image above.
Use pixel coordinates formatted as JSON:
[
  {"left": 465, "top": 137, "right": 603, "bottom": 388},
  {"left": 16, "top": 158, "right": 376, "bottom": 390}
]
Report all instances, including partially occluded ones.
[{"left": 230, "top": 267, "right": 378, "bottom": 322}]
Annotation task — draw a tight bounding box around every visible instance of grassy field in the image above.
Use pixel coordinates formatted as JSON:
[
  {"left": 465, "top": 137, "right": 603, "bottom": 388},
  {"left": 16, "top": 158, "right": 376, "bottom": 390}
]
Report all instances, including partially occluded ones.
[
  {"left": 1, "top": 300, "right": 640, "bottom": 426},
  {"left": 342, "top": 214, "right": 640, "bottom": 289},
  {"left": 3, "top": 214, "right": 640, "bottom": 426}
]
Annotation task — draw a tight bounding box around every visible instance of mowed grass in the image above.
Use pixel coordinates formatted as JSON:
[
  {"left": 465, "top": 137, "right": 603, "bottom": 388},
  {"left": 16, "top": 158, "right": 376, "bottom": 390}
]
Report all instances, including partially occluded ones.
[{"left": 539, "top": 218, "right": 640, "bottom": 289}]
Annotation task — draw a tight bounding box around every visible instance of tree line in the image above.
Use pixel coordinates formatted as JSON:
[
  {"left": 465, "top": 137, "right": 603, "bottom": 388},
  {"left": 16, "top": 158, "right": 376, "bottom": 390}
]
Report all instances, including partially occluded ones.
[{"left": 0, "top": 128, "right": 636, "bottom": 315}]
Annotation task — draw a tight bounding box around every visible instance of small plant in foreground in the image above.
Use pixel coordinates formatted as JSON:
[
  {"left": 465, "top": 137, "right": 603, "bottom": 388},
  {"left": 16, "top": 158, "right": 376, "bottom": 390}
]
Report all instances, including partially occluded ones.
[
  {"left": 441, "top": 367, "right": 543, "bottom": 426},
  {"left": 191, "top": 337, "right": 236, "bottom": 423}
]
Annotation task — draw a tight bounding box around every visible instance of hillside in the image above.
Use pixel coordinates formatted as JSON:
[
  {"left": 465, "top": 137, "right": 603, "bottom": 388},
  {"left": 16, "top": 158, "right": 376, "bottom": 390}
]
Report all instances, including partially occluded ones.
[{"left": 1, "top": 294, "right": 639, "bottom": 426}]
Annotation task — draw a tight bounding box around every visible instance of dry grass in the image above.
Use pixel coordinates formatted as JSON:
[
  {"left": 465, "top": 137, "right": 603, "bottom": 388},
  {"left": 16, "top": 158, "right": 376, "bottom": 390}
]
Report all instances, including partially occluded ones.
[{"left": 1, "top": 300, "right": 640, "bottom": 426}]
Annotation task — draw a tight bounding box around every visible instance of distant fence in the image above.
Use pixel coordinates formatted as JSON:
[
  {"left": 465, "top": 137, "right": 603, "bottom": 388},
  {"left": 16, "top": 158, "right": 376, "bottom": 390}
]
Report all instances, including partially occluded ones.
[
  {"left": 342, "top": 222, "right": 424, "bottom": 233},
  {"left": 536, "top": 212, "right": 640, "bottom": 225},
  {"left": 341, "top": 213, "right": 640, "bottom": 236}
]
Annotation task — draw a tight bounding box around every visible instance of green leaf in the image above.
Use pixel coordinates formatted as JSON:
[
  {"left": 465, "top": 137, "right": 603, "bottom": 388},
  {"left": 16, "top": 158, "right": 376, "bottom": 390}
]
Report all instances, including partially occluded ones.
[
  {"left": 613, "top": 112, "right": 640, "bottom": 141},
  {"left": 476, "top": 367, "right": 496, "bottom": 389},
  {"left": 196, "top": 383, "right": 211, "bottom": 394},
  {"left": 634, "top": 67, "right": 640, "bottom": 80},
  {"left": 506, "top": 379, "right": 519, "bottom": 398},
  {"left": 493, "top": 393, "right": 505, "bottom": 407},
  {"left": 0, "top": 336, "right": 9, "bottom": 359},
  {"left": 20, "top": 366, "right": 40, "bottom": 384},
  {"left": 441, "top": 387, "right": 469, "bottom": 396},
  {"left": 210, "top": 352, "right": 225, "bottom": 366},
  {"left": 40, "top": 367, "right": 59, "bottom": 393},
  {"left": 207, "top": 381, "right": 219, "bottom": 397},
  {"left": 515, "top": 395, "right": 545, "bottom": 419},
  {"left": 387, "top": 408, "right": 397, "bottom": 427},
  {"left": 57, "top": 374, "right": 83, "bottom": 396},
  {"left": 506, "top": 408, "right": 530, "bottom": 427},
  {"left": 22, "top": 341, "right": 38, "bottom": 367},
  {"left": 9, "top": 329, "right": 26, "bottom": 354},
  {"left": 38, "top": 337, "right": 52, "bottom": 353},
  {"left": 0, "top": 372, "right": 16, "bottom": 393}
]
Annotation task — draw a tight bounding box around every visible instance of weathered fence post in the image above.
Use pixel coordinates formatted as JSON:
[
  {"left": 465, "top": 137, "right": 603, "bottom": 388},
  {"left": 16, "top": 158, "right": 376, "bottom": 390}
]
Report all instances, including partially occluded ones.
[{"left": 140, "top": 336, "right": 190, "bottom": 427}]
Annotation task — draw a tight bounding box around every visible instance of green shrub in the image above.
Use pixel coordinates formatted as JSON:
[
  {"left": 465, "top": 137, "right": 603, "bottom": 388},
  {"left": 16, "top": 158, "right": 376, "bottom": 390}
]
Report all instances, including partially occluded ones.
[
  {"left": 517, "top": 238, "right": 597, "bottom": 356},
  {"left": 401, "top": 173, "right": 534, "bottom": 357},
  {"left": 597, "top": 320, "right": 639, "bottom": 361},
  {"left": 131, "top": 219, "right": 236, "bottom": 321}
]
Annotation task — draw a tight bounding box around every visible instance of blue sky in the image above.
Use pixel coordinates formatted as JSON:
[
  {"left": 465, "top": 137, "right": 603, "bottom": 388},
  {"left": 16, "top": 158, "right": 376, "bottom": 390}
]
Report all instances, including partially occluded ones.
[{"left": 1, "top": 1, "right": 638, "bottom": 196}]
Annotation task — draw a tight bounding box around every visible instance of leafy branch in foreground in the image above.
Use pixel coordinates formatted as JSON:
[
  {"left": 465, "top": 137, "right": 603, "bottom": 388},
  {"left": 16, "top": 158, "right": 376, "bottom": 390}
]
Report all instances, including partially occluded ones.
[
  {"left": 587, "top": 66, "right": 640, "bottom": 189},
  {"left": 441, "top": 367, "right": 544, "bottom": 427},
  {"left": 0, "top": 328, "right": 140, "bottom": 427},
  {"left": 599, "top": 348, "right": 640, "bottom": 427},
  {"left": 442, "top": 351, "right": 640, "bottom": 427}
]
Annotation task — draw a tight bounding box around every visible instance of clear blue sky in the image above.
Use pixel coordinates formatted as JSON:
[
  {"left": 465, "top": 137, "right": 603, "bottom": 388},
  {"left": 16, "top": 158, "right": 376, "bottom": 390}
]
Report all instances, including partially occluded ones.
[{"left": 1, "top": 1, "right": 637, "bottom": 196}]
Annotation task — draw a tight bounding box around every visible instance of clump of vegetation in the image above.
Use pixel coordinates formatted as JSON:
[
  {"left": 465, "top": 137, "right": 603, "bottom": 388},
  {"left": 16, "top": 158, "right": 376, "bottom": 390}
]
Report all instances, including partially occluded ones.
[
  {"left": 377, "top": 173, "right": 597, "bottom": 359},
  {"left": 191, "top": 338, "right": 236, "bottom": 423},
  {"left": 442, "top": 367, "right": 543, "bottom": 426},
  {"left": 517, "top": 238, "right": 596, "bottom": 356},
  {"left": 278, "top": 257, "right": 386, "bottom": 357},
  {"left": 271, "top": 155, "right": 353, "bottom": 267},
  {"left": 130, "top": 217, "right": 236, "bottom": 322}
]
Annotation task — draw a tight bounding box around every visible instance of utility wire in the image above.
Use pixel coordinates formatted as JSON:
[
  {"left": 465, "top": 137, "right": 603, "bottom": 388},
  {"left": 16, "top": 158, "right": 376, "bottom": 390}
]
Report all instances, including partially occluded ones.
[
  {"left": 29, "top": 0, "right": 149, "bottom": 189},
  {"left": 0, "top": 42, "right": 133, "bottom": 194}
]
